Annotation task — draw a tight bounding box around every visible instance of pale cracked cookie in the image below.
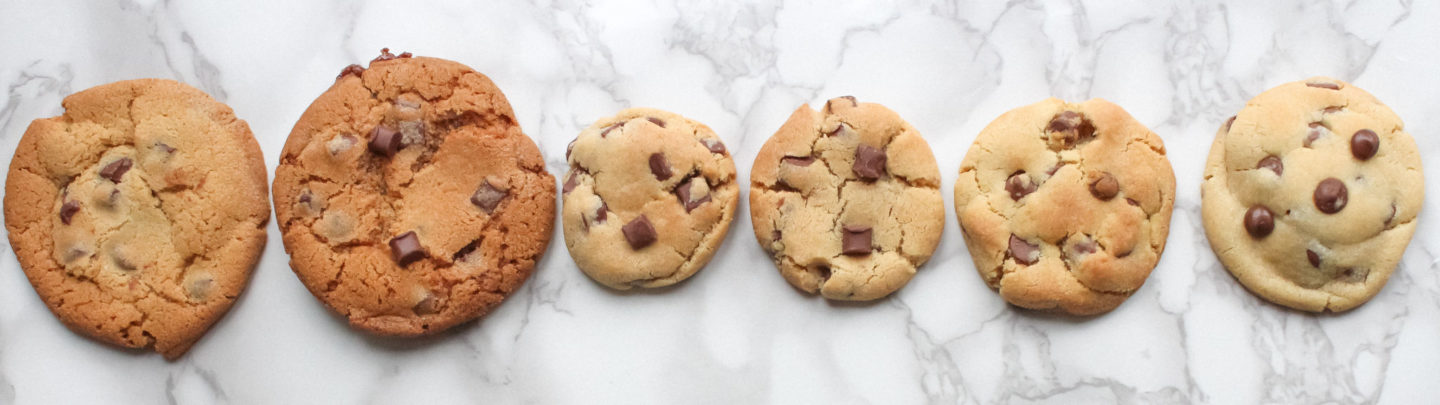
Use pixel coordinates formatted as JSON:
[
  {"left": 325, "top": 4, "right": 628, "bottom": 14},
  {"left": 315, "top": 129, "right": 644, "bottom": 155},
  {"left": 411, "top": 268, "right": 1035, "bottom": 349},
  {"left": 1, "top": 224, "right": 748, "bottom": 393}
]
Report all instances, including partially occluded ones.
[
  {"left": 1201, "top": 77, "right": 1422, "bottom": 312},
  {"left": 273, "top": 49, "right": 555, "bottom": 335},
  {"left": 750, "top": 97, "right": 944, "bottom": 301},
  {"left": 4, "top": 79, "right": 268, "bottom": 359},
  {"left": 955, "top": 98, "right": 1175, "bottom": 315},
  {"left": 561, "top": 108, "right": 737, "bottom": 289}
]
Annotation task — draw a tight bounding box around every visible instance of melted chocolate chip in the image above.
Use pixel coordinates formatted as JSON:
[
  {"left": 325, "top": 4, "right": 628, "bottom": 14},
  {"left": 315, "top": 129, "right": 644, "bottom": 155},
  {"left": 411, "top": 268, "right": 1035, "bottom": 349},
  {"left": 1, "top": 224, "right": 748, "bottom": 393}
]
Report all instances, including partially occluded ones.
[
  {"left": 782, "top": 156, "right": 815, "bottom": 167},
  {"left": 563, "top": 171, "right": 581, "bottom": 194},
  {"left": 700, "top": 138, "right": 727, "bottom": 154},
  {"left": 841, "top": 225, "right": 872, "bottom": 256},
  {"left": 1306, "top": 82, "right": 1340, "bottom": 90},
  {"left": 470, "top": 181, "right": 508, "bottom": 213},
  {"left": 646, "top": 117, "right": 666, "bottom": 128},
  {"left": 622, "top": 215, "right": 657, "bottom": 249},
  {"left": 1089, "top": 172, "right": 1119, "bottom": 200},
  {"left": 1307, "top": 249, "right": 1321, "bottom": 268},
  {"left": 852, "top": 144, "right": 887, "bottom": 181},
  {"left": 1350, "top": 129, "right": 1379, "bottom": 160},
  {"left": 389, "top": 231, "right": 426, "bottom": 266},
  {"left": 369, "top": 125, "right": 402, "bottom": 157},
  {"left": 649, "top": 153, "right": 673, "bottom": 181},
  {"left": 1257, "top": 155, "right": 1283, "bottom": 176},
  {"left": 1046, "top": 111, "right": 1096, "bottom": 149},
  {"left": 99, "top": 158, "right": 132, "bottom": 183},
  {"left": 1048, "top": 111, "right": 1083, "bottom": 133},
  {"left": 337, "top": 64, "right": 365, "bottom": 80},
  {"left": 1006, "top": 171, "right": 1037, "bottom": 200},
  {"left": 674, "top": 177, "right": 711, "bottom": 212},
  {"left": 1223, "top": 115, "right": 1237, "bottom": 133},
  {"left": 1009, "top": 235, "right": 1039, "bottom": 265},
  {"left": 600, "top": 123, "right": 622, "bottom": 138},
  {"left": 1244, "top": 205, "right": 1274, "bottom": 238},
  {"left": 1313, "top": 178, "right": 1348, "bottom": 214},
  {"left": 824, "top": 96, "right": 858, "bottom": 113},
  {"left": 1304, "top": 124, "right": 1323, "bottom": 148},
  {"left": 60, "top": 200, "right": 80, "bottom": 225}
]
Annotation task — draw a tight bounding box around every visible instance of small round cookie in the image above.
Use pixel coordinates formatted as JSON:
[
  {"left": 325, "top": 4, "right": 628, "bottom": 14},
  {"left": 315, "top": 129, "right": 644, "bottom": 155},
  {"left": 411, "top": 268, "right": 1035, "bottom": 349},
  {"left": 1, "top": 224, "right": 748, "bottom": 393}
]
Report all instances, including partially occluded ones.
[
  {"left": 1201, "top": 77, "right": 1422, "bottom": 312},
  {"left": 273, "top": 49, "right": 555, "bottom": 335},
  {"left": 4, "top": 79, "right": 269, "bottom": 359},
  {"left": 955, "top": 98, "right": 1175, "bottom": 315},
  {"left": 750, "top": 96, "right": 944, "bottom": 301},
  {"left": 561, "top": 108, "right": 738, "bottom": 289}
]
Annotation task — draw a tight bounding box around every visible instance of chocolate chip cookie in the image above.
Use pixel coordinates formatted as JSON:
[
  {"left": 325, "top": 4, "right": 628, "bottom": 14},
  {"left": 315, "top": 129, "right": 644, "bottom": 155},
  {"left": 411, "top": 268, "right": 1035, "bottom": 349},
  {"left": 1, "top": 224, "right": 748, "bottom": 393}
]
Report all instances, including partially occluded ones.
[
  {"left": 561, "top": 108, "right": 737, "bottom": 289},
  {"left": 750, "top": 96, "right": 944, "bottom": 301},
  {"left": 4, "top": 79, "right": 269, "bottom": 359},
  {"left": 955, "top": 98, "right": 1175, "bottom": 315},
  {"left": 273, "top": 50, "right": 555, "bottom": 335},
  {"left": 1201, "top": 77, "right": 1422, "bottom": 312}
]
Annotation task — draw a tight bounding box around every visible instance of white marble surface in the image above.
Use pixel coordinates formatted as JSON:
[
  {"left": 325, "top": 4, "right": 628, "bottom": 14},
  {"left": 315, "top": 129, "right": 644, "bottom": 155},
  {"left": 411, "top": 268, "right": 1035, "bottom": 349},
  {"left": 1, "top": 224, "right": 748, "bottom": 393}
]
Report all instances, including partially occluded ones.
[{"left": 0, "top": 0, "right": 1437, "bottom": 403}]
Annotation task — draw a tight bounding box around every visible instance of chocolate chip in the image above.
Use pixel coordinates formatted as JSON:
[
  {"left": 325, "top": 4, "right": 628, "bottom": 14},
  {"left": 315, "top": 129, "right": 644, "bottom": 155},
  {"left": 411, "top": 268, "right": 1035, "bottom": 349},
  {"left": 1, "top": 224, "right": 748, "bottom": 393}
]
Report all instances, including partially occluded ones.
[
  {"left": 369, "top": 125, "right": 402, "bottom": 157},
  {"left": 565, "top": 139, "right": 576, "bottom": 161},
  {"left": 1386, "top": 204, "right": 1397, "bottom": 225},
  {"left": 772, "top": 229, "right": 782, "bottom": 242},
  {"left": 1126, "top": 198, "right": 1140, "bottom": 207},
  {"left": 371, "top": 48, "right": 412, "bottom": 63},
  {"left": 1323, "top": 106, "right": 1343, "bottom": 114},
  {"left": 1313, "top": 178, "right": 1348, "bottom": 214},
  {"left": 595, "top": 202, "right": 608, "bottom": 224},
  {"left": 470, "top": 181, "right": 508, "bottom": 213},
  {"left": 413, "top": 294, "right": 440, "bottom": 315},
  {"left": 327, "top": 135, "right": 357, "bottom": 156},
  {"left": 1089, "top": 172, "right": 1119, "bottom": 201},
  {"left": 1009, "top": 234, "right": 1039, "bottom": 265},
  {"left": 815, "top": 265, "right": 832, "bottom": 281},
  {"left": 389, "top": 231, "right": 426, "bottom": 266},
  {"left": 825, "top": 123, "right": 849, "bottom": 137},
  {"left": 1350, "top": 129, "right": 1379, "bottom": 160},
  {"left": 600, "top": 123, "right": 622, "bottom": 138},
  {"left": 649, "top": 153, "right": 673, "bottom": 181},
  {"left": 782, "top": 156, "right": 814, "bottom": 167},
  {"left": 1006, "top": 171, "right": 1037, "bottom": 200},
  {"left": 622, "top": 215, "right": 657, "bottom": 249},
  {"left": 1304, "top": 124, "right": 1323, "bottom": 147},
  {"left": 1048, "top": 111, "right": 1083, "bottom": 133},
  {"left": 99, "top": 158, "right": 132, "bottom": 183},
  {"left": 60, "top": 200, "right": 80, "bottom": 225},
  {"left": 563, "top": 171, "right": 581, "bottom": 194},
  {"left": 841, "top": 225, "right": 872, "bottom": 256},
  {"left": 337, "top": 64, "right": 365, "bottom": 80},
  {"left": 1071, "top": 239, "right": 1096, "bottom": 255},
  {"left": 1307, "top": 249, "right": 1321, "bottom": 268},
  {"left": 1223, "top": 115, "right": 1237, "bottom": 133},
  {"left": 155, "top": 142, "right": 176, "bottom": 154},
  {"left": 1046, "top": 111, "right": 1095, "bottom": 149},
  {"left": 646, "top": 117, "right": 666, "bottom": 128},
  {"left": 674, "top": 177, "right": 711, "bottom": 212},
  {"left": 1306, "top": 82, "right": 1340, "bottom": 90},
  {"left": 63, "top": 246, "right": 90, "bottom": 263},
  {"left": 1244, "top": 205, "right": 1275, "bottom": 238},
  {"left": 1257, "top": 155, "right": 1283, "bottom": 176},
  {"left": 852, "top": 144, "right": 887, "bottom": 181},
  {"left": 700, "top": 138, "right": 727, "bottom": 154},
  {"left": 824, "top": 96, "right": 858, "bottom": 113}
]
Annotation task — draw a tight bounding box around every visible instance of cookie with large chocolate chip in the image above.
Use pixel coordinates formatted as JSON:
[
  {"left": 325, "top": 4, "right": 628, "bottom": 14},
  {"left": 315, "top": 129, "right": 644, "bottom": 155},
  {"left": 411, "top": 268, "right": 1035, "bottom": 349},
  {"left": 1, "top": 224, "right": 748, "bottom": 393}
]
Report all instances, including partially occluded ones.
[
  {"left": 1201, "top": 77, "right": 1422, "bottom": 312},
  {"left": 955, "top": 98, "right": 1175, "bottom": 315},
  {"left": 4, "top": 79, "right": 269, "bottom": 359},
  {"left": 561, "top": 108, "right": 737, "bottom": 289},
  {"left": 273, "top": 49, "right": 555, "bottom": 335},
  {"left": 750, "top": 97, "right": 944, "bottom": 301}
]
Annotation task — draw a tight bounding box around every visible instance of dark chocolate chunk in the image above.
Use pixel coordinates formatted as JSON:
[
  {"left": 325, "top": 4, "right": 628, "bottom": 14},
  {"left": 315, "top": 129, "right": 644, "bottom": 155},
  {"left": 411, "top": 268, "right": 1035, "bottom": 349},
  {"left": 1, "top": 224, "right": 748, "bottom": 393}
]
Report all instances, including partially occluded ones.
[
  {"left": 1306, "top": 82, "right": 1340, "bottom": 90},
  {"left": 1006, "top": 171, "right": 1036, "bottom": 200},
  {"left": 621, "top": 215, "right": 657, "bottom": 249},
  {"left": 1009, "top": 234, "right": 1039, "bottom": 265},
  {"left": 1244, "top": 205, "right": 1274, "bottom": 238},
  {"left": 369, "top": 125, "right": 402, "bottom": 157},
  {"left": 337, "top": 64, "right": 365, "bottom": 80},
  {"left": 1257, "top": 155, "right": 1283, "bottom": 176},
  {"left": 841, "top": 225, "right": 872, "bottom": 256},
  {"left": 1350, "top": 129, "right": 1378, "bottom": 160},
  {"left": 674, "top": 177, "right": 711, "bottom": 212},
  {"left": 1313, "top": 178, "right": 1348, "bottom": 214},
  {"left": 1089, "top": 172, "right": 1119, "bottom": 200},
  {"left": 782, "top": 156, "right": 815, "bottom": 167},
  {"left": 701, "top": 138, "right": 727, "bottom": 154},
  {"left": 646, "top": 117, "right": 666, "bottom": 128},
  {"left": 595, "top": 202, "right": 608, "bottom": 224},
  {"left": 852, "top": 144, "right": 887, "bottom": 181},
  {"left": 649, "top": 153, "right": 673, "bottom": 181},
  {"left": 563, "top": 171, "right": 581, "bottom": 194},
  {"left": 389, "top": 231, "right": 426, "bottom": 266},
  {"left": 470, "top": 181, "right": 508, "bottom": 213},
  {"left": 60, "top": 200, "right": 80, "bottom": 225},
  {"left": 99, "top": 158, "right": 132, "bottom": 183},
  {"left": 1307, "top": 249, "right": 1321, "bottom": 268}
]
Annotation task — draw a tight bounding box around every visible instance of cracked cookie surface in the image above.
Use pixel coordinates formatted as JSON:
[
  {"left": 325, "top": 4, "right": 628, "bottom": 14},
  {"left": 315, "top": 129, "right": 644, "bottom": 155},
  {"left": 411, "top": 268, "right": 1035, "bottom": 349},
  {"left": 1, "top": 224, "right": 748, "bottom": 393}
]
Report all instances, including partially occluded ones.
[
  {"left": 4, "top": 79, "right": 269, "bottom": 359},
  {"left": 1201, "top": 77, "right": 1422, "bottom": 312},
  {"left": 750, "top": 97, "right": 943, "bottom": 301},
  {"left": 955, "top": 98, "right": 1175, "bottom": 315},
  {"left": 273, "top": 51, "right": 555, "bottom": 336},
  {"left": 561, "top": 108, "right": 737, "bottom": 289}
]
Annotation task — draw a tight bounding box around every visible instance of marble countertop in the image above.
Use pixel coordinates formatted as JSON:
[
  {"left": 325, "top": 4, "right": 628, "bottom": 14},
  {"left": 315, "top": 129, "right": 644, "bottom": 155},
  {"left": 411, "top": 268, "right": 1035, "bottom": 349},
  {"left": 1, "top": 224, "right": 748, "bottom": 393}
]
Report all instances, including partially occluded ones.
[{"left": 1, "top": 1, "right": 1437, "bottom": 403}]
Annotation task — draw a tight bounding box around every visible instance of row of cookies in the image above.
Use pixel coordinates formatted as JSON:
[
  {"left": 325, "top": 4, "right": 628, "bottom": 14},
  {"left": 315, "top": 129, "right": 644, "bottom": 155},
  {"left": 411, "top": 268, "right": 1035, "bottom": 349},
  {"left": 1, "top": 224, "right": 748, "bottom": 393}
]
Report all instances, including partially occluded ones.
[{"left": 3, "top": 50, "right": 1421, "bottom": 359}]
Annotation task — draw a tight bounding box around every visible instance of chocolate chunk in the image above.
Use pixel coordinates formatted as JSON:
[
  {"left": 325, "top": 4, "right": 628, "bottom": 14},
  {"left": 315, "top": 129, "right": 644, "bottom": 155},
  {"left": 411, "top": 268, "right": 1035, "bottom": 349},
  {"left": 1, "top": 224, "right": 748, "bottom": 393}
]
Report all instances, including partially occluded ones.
[
  {"left": 600, "top": 123, "right": 622, "bottom": 138},
  {"left": 782, "top": 156, "right": 814, "bottom": 167},
  {"left": 824, "top": 96, "right": 858, "bottom": 113},
  {"left": 825, "top": 123, "right": 849, "bottom": 137},
  {"left": 852, "top": 144, "right": 887, "bottom": 181},
  {"left": 389, "top": 231, "right": 426, "bottom": 266},
  {"left": 841, "top": 225, "right": 872, "bottom": 256},
  {"left": 1089, "top": 172, "right": 1119, "bottom": 200},
  {"left": 1006, "top": 171, "right": 1037, "bottom": 200},
  {"left": 1223, "top": 115, "right": 1237, "bottom": 133},
  {"left": 470, "top": 181, "right": 508, "bottom": 213},
  {"left": 1307, "top": 249, "right": 1321, "bottom": 268},
  {"left": 337, "top": 64, "right": 365, "bottom": 80},
  {"left": 413, "top": 294, "right": 440, "bottom": 315},
  {"left": 563, "top": 171, "right": 581, "bottom": 193},
  {"left": 1046, "top": 111, "right": 1095, "bottom": 149},
  {"left": 646, "top": 117, "right": 666, "bottom": 128},
  {"left": 452, "top": 238, "right": 482, "bottom": 261},
  {"left": 59, "top": 200, "right": 80, "bottom": 225},
  {"left": 368, "top": 125, "right": 402, "bottom": 157},
  {"left": 621, "top": 215, "right": 657, "bottom": 249},
  {"left": 772, "top": 229, "right": 782, "bottom": 242},
  {"left": 595, "top": 202, "right": 608, "bottom": 224},
  {"left": 1257, "top": 155, "right": 1283, "bottom": 176},
  {"left": 649, "top": 153, "right": 673, "bottom": 181},
  {"left": 1048, "top": 111, "right": 1084, "bottom": 133},
  {"left": 371, "top": 48, "right": 412, "bottom": 63},
  {"left": 1313, "top": 178, "right": 1348, "bottom": 214},
  {"left": 1009, "top": 234, "right": 1039, "bottom": 265},
  {"left": 1304, "top": 124, "right": 1323, "bottom": 147},
  {"left": 99, "top": 158, "right": 132, "bottom": 183},
  {"left": 1306, "top": 82, "right": 1340, "bottom": 90},
  {"left": 1244, "top": 205, "right": 1275, "bottom": 238},
  {"left": 1350, "top": 129, "right": 1379, "bottom": 160},
  {"left": 700, "top": 138, "right": 727, "bottom": 154},
  {"left": 674, "top": 177, "right": 711, "bottom": 212},
  {"left": 814, "top": 265, "right": 832, "bottom": 281}
]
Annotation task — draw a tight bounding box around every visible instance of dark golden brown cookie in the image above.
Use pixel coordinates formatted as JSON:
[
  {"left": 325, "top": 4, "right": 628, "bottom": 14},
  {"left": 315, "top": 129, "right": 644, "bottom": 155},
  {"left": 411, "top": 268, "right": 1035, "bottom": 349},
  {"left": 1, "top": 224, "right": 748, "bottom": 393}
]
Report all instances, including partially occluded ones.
[
  {"left": 273, "top": 49, "right": 555, "bottom": 335},
  {"left": 4, "top": 79, "right": 269, "bottom": 359}
]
